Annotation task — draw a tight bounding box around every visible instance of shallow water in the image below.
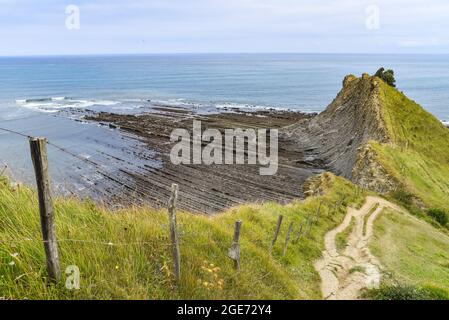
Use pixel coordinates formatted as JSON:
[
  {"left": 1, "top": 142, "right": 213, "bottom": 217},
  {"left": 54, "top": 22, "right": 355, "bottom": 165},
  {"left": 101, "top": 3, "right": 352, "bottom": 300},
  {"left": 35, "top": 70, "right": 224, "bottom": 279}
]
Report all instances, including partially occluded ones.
[{"left": 0, "top": 114, "right": 159, "bottom": 200}]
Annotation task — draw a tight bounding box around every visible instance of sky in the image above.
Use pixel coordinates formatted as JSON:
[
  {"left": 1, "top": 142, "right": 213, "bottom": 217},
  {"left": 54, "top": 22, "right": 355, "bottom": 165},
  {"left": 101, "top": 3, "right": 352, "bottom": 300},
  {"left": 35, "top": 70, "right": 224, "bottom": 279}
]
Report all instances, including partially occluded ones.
[{"left": 1, "top": 0, "right": 449, "bottom": 56}]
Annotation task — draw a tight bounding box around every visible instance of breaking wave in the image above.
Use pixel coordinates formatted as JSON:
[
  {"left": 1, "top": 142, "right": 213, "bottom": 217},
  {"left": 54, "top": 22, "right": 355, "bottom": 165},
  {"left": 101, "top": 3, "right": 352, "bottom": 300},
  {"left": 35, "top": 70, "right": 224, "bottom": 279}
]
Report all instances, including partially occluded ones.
[
  {"left": 16, "top": 97, "right": 120, "bottom": 113},
  {"left": 15, "top": 96, "right": 318, "bottom": 116}
]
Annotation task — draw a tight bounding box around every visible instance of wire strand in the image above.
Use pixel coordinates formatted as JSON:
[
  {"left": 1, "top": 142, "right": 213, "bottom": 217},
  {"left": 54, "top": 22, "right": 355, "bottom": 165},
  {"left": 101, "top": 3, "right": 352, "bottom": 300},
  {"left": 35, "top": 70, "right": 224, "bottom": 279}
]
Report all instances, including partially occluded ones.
[
  {"left": 0, "top": 127, "right": 33, "bottom": 139},
  {"left": 0, "top": 238, "right": 173, "bottom": 247},
  {"left": 0, "top": 126, "right": 153, "bottom": 203}
]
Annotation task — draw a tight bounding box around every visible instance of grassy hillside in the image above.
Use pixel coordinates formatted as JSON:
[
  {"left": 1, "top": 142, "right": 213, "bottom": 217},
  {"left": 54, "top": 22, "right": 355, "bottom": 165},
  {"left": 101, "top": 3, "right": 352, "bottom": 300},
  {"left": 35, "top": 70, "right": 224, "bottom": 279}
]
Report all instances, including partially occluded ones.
[
  {"left": 368, "top": 208, "right": 449, "bottom": 299},
  {"left": 0, "top": 174, "right": 365, "bottom": 300},
  {"left": 371, "top": 80, "right": 449, "bottom": 212},
  {"left": 1, "top": 76, "right": 447, "bottom": 300}
]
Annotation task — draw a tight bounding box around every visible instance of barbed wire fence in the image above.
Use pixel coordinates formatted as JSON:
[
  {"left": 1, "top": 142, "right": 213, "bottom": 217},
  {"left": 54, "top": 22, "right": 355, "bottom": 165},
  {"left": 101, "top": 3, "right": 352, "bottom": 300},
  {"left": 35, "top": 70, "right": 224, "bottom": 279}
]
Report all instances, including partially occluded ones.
[
  {"left": 0, "top": 126, "right": 344, "bottom": 288},
  {"left": 0, "top": 127, "right": 184, "bottom": 283},
  {"left": 0, "top": 126, "right": 158, "bottom": 204}
]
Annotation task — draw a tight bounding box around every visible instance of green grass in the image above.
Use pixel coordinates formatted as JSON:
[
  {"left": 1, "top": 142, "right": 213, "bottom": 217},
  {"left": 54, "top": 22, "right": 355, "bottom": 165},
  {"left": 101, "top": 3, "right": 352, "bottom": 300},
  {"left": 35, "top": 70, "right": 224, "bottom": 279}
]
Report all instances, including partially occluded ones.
[
  {"left": 349, "top": 266, "right": 366, "bottom": 275},
  {"left": 369, "top": 208, "right": 449, "bottom": 297},
  {"left": 364, "top": 283, "right": 449, "bottom": 300},
  {"left": 335, "top": 217, "right": 355, "bottom": 252},
  {"left": 363, "top": 203, "right": 379, "bottom": 236},
  {"left": 0, "top": 174, "right": 365, "bottom": 300},
  {"left": 371, "top": 80, "right": 449, "bottom": 211}
]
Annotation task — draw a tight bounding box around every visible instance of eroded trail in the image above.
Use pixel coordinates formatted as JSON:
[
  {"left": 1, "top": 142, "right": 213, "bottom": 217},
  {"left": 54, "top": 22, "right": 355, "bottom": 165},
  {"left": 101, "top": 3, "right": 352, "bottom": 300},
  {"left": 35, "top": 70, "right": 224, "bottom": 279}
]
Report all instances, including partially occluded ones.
[{"left": 315, "top": 196, "right": 404, "bottom": 300}]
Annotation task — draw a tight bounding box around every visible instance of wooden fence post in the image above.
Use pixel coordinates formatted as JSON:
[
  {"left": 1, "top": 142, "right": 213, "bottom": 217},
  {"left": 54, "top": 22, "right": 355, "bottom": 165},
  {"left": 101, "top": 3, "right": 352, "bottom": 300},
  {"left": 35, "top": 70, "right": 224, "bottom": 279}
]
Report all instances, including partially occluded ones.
[
  {"left": 306, "top": 201, "right": 322, "bottom": 236},
  {"left": 330, "top": 202, "right": 337, "bottom": 216},
  {"left": 168, "top": 183, "right": 181, "bottom": 285},
  {"left": 306, "top": 214, "right": 314, "bottom": 237},
  {"left": 282, "top": 222, "right": 294, "bottom": 256},
  {"left": 295, "top": 221, "right": 304, "bottom": 243},
  {"left": 314, "top": 201, "right": 322, "bottom": 225},
  {"left": 269, "top": 215, "right": 283, "bottom": 254},
  {"left": 29, "top": 137, "right": 61, "bottom": 282},
  {"left": 228, "top": 220, "right": 242, "bottom": 271}
]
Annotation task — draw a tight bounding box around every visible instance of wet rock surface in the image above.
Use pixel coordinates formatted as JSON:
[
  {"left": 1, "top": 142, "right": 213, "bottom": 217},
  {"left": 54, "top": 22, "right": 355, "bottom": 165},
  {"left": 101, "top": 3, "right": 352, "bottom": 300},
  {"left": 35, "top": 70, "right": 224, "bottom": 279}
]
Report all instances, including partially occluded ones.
[{"left": 85, "top": 108, "right": 323, "bottom": 214}]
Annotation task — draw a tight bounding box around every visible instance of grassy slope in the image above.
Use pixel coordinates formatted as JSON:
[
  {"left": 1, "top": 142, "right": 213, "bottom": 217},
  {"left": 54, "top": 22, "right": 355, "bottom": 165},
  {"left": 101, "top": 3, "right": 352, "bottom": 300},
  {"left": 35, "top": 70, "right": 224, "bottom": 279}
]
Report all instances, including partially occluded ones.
[
  {"left": 371, "top": 81, "right": 449, "bottom": 211},
  {"left": 364, "top": 81, "right": 449, "bottom": 298},
  {"left": 0, "top": 174, "right": 365, "bottom": 300},
  {"left": 370, "top": 208, "right": 449, "bottom": 296},
  {"left": 335, "top": 216, "right": 355, "bottom": 252}
]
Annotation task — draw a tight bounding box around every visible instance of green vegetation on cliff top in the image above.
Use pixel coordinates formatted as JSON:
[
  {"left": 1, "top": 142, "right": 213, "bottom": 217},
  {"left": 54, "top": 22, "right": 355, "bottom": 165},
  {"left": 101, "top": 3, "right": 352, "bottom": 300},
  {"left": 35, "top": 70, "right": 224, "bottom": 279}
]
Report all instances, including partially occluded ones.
[
  {"left": 369, "top": 208, "right": 449, "bottom": 299},
  {"left": 371, "top": 79, "right": 449, "bottom": 212},
  {"left": 363, "top": 81, "right": 449, "bottom": 298}
]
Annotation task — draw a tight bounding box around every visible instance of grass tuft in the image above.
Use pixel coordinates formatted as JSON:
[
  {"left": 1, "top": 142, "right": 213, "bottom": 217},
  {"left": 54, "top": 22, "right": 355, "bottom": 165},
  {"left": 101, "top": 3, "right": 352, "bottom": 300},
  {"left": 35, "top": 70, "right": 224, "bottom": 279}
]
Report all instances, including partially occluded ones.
[{"left": 364, "top": 283, "right": 449, "bottom": 300}]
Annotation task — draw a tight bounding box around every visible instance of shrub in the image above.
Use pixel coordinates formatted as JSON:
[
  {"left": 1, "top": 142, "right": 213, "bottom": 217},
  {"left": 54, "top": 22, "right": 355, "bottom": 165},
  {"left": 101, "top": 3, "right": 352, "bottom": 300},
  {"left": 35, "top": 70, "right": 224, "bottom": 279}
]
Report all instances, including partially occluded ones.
[
  {"left": 374, "top": 67, "right": 396, "bottom": 87},
  {"left": 365, "top": 284, "right": 449, "bottom": 300},
  {"left": 391, "top": 189, "right": 413, "bottom": 207},
  {"left": 427, "top": 208, "right": 448, "bottom": 227}
]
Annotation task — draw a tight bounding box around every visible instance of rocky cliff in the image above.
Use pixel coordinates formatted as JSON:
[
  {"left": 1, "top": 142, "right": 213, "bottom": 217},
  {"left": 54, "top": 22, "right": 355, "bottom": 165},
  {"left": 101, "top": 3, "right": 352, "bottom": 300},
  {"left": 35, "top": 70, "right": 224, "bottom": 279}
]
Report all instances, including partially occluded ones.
[{"left": 283, "top": 74, "right": 397, "bottom": 192}]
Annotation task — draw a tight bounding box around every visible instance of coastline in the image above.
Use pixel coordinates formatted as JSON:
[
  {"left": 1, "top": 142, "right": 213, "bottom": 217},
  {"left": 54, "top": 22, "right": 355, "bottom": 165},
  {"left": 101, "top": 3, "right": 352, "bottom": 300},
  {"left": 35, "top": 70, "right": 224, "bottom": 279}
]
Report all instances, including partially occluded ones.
[
  {"left": 82, "top": 106, "right": 324, "bottom": 214},
  {"left": 3, "top": 99, "right": 446, "bottom": 214}
]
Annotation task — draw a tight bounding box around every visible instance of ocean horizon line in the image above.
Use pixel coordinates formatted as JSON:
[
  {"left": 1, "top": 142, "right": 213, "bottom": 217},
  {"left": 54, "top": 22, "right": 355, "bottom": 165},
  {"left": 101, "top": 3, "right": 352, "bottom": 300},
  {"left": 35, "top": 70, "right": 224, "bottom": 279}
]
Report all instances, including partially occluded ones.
[{"left": 2, "top": 52, "right": 449, "bottom": 59}]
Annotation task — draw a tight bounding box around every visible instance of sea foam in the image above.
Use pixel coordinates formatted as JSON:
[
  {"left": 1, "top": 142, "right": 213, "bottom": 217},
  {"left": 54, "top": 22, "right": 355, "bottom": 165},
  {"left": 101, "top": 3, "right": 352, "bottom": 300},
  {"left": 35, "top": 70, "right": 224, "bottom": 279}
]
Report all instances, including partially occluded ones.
[{"left": 15, "top": 97, "right": 120, "bottom": 113}]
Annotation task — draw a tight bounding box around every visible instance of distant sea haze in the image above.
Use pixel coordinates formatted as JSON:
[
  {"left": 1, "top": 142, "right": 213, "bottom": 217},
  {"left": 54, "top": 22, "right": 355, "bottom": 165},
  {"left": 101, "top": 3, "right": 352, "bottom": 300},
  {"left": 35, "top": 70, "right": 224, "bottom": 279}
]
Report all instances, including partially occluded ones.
[{"left": 0, "top": 53, "right": 448, "bottom": 122}]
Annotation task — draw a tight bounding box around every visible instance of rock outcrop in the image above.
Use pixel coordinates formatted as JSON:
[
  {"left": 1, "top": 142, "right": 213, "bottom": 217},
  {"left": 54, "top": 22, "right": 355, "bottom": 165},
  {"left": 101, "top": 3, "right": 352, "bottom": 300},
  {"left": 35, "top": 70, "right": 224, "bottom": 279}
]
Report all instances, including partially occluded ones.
[
  {"left": 351, "top": 144, "right": 398, "bottom": 193},
  {"left": 284, "top": 74, "right": 397, "bottom": 193}
]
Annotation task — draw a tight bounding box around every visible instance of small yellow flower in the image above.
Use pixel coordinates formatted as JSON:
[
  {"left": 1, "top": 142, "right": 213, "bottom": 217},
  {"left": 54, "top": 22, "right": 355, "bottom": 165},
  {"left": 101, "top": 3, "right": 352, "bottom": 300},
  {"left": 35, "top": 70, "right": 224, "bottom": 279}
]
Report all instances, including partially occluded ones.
[{"left": 199, "top": 261, "right": 224, "bottom": 290}]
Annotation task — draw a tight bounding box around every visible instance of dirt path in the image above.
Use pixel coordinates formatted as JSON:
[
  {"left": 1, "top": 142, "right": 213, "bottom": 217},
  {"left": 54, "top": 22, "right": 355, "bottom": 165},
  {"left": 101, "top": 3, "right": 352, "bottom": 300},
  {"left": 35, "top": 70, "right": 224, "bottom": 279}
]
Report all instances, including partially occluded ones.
[{"left": 315, "top": 196, "right": 404, "bottom": 300}]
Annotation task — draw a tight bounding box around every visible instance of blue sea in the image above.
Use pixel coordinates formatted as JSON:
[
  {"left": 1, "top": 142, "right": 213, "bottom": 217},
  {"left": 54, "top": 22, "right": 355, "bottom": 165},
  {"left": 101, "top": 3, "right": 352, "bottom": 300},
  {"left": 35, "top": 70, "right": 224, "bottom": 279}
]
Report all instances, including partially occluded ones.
[
  {"left": 0, "top": 53, "right": 448, "bottom": 192},
  {"left": 1, "top": 54, "right": 449, "bottom": 120}
]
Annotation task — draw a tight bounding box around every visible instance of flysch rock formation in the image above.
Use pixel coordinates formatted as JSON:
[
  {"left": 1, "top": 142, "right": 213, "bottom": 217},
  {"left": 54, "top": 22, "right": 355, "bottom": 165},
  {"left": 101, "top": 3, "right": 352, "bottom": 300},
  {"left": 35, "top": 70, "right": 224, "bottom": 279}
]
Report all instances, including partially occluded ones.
[{"left": 283, "top": 74, "right": 397, "bottom": 193}]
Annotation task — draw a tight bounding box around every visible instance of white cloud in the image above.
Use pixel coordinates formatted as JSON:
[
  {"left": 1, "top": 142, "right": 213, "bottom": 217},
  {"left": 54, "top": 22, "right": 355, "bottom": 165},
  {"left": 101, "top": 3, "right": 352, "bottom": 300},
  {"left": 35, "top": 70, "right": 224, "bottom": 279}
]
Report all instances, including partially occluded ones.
[{"left": 0, "top": 0, "right": 448, "bottom": 55}]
